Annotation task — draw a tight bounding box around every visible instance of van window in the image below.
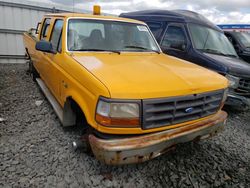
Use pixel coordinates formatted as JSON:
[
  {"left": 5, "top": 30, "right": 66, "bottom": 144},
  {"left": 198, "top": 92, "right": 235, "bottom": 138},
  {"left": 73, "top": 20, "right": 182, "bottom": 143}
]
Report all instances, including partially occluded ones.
[
  {"left": 147, "top": 22, "right": 163, "bottom": 38},
  {"left": 50, "top": 19, "right": 63, "bottom": 52},
  {"left": 162, "top": 25, "right": 187, "bottom": 51},
  {"left": 40, "top": 18, "right": 51, "bottom": 40}
]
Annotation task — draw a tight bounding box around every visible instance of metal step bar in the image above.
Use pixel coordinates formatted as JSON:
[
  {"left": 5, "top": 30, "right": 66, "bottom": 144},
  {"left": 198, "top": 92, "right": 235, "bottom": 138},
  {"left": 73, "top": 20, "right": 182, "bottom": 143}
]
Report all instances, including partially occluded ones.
[{"left": 36, "top": 78, "right": 63, "bottom": 123}]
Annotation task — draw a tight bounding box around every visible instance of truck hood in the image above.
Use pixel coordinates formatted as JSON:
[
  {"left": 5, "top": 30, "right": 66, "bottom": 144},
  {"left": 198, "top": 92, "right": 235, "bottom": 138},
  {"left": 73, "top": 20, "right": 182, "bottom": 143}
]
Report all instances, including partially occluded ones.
[
  {"left": 72, "top": 53, "right": 227, "bottom": 99},
  {"left": 203, "top": 53, "right": 250, "bottom": 78}
]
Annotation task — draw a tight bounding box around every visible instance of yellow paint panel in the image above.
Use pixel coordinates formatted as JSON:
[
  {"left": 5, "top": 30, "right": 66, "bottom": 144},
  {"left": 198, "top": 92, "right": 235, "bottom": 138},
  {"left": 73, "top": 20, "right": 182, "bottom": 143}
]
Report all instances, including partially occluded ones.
[
  {"left": 24, "top": 13, "right": 228, "bottom": 135},
  {"left": 73, "top": 52, "right": 228, "bottom": 99}
]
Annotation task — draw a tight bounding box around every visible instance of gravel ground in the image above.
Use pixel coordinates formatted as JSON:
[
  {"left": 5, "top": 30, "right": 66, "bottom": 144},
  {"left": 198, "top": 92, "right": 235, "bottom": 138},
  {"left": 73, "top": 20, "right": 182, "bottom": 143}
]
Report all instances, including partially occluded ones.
[{"left": 0, "top": 63, "right": 249, "bottom": 188}]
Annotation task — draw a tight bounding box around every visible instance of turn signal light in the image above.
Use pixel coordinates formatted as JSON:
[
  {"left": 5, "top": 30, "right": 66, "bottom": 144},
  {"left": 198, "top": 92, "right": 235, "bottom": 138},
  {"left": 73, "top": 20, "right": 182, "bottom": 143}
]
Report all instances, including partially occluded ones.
[{"left": 96, "top": 114, "right": 140, "bottom": 128}]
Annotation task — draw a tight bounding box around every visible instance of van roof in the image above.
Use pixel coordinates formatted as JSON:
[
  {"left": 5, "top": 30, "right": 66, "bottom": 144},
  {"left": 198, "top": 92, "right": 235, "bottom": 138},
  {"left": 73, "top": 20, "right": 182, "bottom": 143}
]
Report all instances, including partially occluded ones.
[{"left": 120, "top": 10, "right": 222, "bottom": 32}]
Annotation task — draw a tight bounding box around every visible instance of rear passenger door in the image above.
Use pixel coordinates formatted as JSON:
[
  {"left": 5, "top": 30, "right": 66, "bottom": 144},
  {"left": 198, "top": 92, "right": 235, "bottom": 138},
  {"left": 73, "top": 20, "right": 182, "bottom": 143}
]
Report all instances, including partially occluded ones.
[
  {"left": 160, "top": 23, "right": 189, "bottom": 60},
  {"left": 36, "top": 18, "right": 51, "bottom": 77},
  {"left": 40, "top": 18, "right": 51, "bottom": 41}
]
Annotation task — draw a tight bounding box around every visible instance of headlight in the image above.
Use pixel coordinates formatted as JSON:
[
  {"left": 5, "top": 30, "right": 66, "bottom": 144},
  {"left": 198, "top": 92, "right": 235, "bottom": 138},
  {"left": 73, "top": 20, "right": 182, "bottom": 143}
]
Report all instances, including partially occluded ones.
[
  {"left": 226, "top": 74, "right": 240, "bottom": 89},
  {"left": 96, "top": 98, "right": 140, "bottom": 127},
  {"left": 222, "top": 88, "right": 228, "bottom": 103}
]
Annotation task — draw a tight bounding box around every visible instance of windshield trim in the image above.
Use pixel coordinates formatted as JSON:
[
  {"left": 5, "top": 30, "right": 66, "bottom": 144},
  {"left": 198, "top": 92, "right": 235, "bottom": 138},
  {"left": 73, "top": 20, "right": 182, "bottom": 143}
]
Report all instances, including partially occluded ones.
[{"left": 65, "top": 17, "right": 162, "bottom": 53}]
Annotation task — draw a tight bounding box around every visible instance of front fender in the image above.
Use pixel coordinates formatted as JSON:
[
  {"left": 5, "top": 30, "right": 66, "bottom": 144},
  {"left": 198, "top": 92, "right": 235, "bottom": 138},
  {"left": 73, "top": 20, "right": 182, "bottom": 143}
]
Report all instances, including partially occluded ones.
[{"left": 63, "top": 88, "right": 99, "bottom": 129}]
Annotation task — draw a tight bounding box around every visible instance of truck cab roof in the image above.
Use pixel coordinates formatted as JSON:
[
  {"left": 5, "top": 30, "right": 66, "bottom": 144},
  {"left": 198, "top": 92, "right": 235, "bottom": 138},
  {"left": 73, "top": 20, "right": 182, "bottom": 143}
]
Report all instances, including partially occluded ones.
[
  {"left": 120, "top": 10, "right": 222, "bottom": 32},
  {"left": 44, "top": 12, "right": 146, "bottom": 25}
]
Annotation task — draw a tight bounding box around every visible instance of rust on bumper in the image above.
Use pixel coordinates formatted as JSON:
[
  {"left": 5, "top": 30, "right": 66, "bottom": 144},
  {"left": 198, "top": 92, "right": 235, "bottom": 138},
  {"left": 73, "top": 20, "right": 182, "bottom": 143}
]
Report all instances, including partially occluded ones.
[{"left": 89, "top": 110, "right": 227, "bottom": 165}]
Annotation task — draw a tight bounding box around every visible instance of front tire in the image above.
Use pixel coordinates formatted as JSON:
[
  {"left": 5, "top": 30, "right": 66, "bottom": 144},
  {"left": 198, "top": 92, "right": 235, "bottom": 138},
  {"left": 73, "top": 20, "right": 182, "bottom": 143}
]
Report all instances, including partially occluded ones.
[{"left": 74, "top": 104, "right": 92, "bottom": 153}]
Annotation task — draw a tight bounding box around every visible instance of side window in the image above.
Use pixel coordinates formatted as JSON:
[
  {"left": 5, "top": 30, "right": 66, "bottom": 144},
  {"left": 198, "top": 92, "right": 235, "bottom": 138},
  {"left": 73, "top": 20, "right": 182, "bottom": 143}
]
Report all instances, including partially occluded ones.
[
  {"left": 147, "top": 22, "right": 163, "bottom": 39},
  {"left": 40, "top": 18, "right": 51, "bottom": 40},
  {"left": 162, "top": 25, "right": 187, "bottom": 51},
  {"left": 50, "top": 20, "right": 63, "bottom": 52}
]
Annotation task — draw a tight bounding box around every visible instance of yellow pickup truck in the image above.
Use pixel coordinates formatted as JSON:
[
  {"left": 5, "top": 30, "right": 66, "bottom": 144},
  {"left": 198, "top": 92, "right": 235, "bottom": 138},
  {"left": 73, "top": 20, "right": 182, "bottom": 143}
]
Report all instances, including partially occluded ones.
[{"left": 23, "top": 8, "right": 228, "bottom": 165}]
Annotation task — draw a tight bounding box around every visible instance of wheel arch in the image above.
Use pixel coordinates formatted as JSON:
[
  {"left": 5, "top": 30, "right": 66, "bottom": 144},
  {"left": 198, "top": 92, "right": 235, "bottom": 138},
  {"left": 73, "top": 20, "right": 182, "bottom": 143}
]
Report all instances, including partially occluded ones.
[{"left": 62, "top": 94, "right": 93, "bottom": 128}]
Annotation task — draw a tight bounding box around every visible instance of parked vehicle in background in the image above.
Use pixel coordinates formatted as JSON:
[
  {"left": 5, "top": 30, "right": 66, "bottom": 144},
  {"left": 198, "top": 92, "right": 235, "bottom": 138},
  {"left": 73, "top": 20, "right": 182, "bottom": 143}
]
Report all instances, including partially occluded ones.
[
  {"left": 218, "top": 24, "right": 250, "bottom": 33},
  {"left": 23, "top": 7, "right": 228, "bottom": 165},
  {"left": 224, "top": 31, "right": 250, "bottom": 63},
  {"left": 120, "top": 10, "right": 250, "bottom": 110}
]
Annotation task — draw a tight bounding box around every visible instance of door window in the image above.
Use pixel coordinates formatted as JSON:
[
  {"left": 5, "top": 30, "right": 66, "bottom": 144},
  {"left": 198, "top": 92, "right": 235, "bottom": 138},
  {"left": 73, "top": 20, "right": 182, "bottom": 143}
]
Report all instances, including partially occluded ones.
[
  {"left": 40, "top": 18, "right": 51, "bottom": 40},
  {"left": 162, "top": 25, "right": 187, "bottom": 51},
  {"left": 50, "top": 20, "right": 63, "bottom": 52}
]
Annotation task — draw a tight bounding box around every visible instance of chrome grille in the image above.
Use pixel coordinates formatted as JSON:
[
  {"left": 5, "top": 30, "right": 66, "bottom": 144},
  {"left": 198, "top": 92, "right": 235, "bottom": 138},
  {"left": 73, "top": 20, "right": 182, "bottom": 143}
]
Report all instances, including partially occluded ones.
[
  {"left": 142, "top": 90, "right": 224, "bottom": 129},
  {"left": 239, "top": 79, "right": 250, "bottom": 91}
]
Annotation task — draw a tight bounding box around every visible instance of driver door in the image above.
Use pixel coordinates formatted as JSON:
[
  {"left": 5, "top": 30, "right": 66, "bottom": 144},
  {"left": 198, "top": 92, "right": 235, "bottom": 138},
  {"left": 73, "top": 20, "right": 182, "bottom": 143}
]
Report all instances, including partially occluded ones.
[{"left": 44, "top": 19, "right": 64, "bottom": 99}]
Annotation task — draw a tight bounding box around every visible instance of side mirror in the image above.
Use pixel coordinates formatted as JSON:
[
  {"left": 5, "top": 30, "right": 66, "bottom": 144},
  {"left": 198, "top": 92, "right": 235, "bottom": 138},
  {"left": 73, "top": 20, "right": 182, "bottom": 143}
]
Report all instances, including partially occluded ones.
[{"left": 35, "top": 41, "right": 56, "bottom": 54}]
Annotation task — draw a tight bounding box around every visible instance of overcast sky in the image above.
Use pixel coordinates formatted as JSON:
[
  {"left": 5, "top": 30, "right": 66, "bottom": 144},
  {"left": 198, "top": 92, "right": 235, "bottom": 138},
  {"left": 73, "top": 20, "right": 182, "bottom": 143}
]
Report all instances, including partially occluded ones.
[{"left": 30, "top": 0, "right": 250, "bottom": 24}]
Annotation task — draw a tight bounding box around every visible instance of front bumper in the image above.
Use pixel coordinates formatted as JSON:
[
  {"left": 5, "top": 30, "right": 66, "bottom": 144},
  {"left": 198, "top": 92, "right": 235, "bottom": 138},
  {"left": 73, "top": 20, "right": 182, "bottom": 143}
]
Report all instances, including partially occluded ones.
[
  {"left": 89, "top": 111, "right": 227, "bottom": 165},
  {"left": 226, "top": 93, "right": 250, "bottom": 108}
]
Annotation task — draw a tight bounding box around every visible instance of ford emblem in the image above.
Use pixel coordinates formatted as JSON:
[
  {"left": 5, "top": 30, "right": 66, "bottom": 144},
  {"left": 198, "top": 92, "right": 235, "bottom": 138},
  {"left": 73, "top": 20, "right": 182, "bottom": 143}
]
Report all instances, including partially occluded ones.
[{"left": 185, "top": 107, "right": 194, "bottom": 113}]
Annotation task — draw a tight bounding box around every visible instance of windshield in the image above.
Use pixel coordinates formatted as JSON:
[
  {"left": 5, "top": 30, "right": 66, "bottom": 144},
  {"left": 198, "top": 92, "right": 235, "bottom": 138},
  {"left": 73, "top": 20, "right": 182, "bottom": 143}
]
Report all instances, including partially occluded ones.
[
  {"left": 234, "top": 32, "right": 250, "bottom": 48},
  {"left": 188, "top": 23, "right": 238, "bottom": 57},
  {"left": 67, "top": 19, "right": 160, "bottom": 53}
]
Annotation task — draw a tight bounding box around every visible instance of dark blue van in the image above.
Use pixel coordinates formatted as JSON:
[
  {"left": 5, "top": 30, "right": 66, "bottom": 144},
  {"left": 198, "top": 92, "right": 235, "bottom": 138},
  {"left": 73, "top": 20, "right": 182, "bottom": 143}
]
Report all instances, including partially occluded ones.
[{"left": 120, "top": 10, "right": 250, "bottom": 109}]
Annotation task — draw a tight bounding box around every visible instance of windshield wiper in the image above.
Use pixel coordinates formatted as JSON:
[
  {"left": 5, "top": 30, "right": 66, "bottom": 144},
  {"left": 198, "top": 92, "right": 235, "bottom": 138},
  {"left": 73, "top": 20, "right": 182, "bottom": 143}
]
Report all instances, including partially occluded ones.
[
  {"left": 198, "top": 48, "right": 237, "bottom": 57},
  {"left": 124, "top": 45, "right": 160, "bottom": 54},
  {"left": 74, "top": 48, "right": 121, "bottom": 54}
]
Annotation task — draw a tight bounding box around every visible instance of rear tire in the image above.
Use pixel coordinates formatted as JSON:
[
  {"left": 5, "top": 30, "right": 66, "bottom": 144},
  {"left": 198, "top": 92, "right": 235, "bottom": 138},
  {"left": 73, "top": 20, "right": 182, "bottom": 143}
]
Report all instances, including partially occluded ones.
[{"left": 29, "top": 60, "right": 39, "bottom": 81}]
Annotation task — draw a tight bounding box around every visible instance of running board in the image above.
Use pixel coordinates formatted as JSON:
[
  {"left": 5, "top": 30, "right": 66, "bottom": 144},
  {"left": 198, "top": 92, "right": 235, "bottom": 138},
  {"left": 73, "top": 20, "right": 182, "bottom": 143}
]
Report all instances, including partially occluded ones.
[{"left": 36, "top": 78, "right": 63, "bottom": 123}]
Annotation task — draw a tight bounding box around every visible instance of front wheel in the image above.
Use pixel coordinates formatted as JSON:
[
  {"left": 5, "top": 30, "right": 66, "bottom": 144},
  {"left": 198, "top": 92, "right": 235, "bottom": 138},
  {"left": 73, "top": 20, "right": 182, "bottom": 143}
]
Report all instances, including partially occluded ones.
[{"left": 74, "top": 106, "right": 92, "bottom": 153}]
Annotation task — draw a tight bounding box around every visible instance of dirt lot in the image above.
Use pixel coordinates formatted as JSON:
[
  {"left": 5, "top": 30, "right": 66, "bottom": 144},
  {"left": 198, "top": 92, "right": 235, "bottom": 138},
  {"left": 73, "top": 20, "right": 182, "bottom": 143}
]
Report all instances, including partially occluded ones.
[{"left": 0, "top": 63, "right": 250, "bottom": 188}]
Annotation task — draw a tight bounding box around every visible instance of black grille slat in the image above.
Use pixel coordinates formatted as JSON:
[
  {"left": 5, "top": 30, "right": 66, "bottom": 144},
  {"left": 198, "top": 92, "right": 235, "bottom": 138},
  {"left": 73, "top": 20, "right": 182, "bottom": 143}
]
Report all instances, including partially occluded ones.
[
  {"left": 239, "top": 79, "right": 250, "bottom": 91},
  {"left": 205, "top": 98, "right": 221, "bottom": 104},
  {"left": 203, "top": 104, "right": 219, "bottom": 111},
  {"left": 172, "top": 114, "right": 201, "bottom": 125},
  {"left": 176, "top": 99, "right": 204, "bottom": 110},
  {"left": 142, "top": 90, "right": 224, "bottom": 129},
  {"left": 146, "top": 113, "right": 173, "bottom": 122},
  {"left": 175, "top": 108, "right": 202, "bottom": 118},
  {"left": 145, "top": 104, "right": 174, "bottom": 113}
]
